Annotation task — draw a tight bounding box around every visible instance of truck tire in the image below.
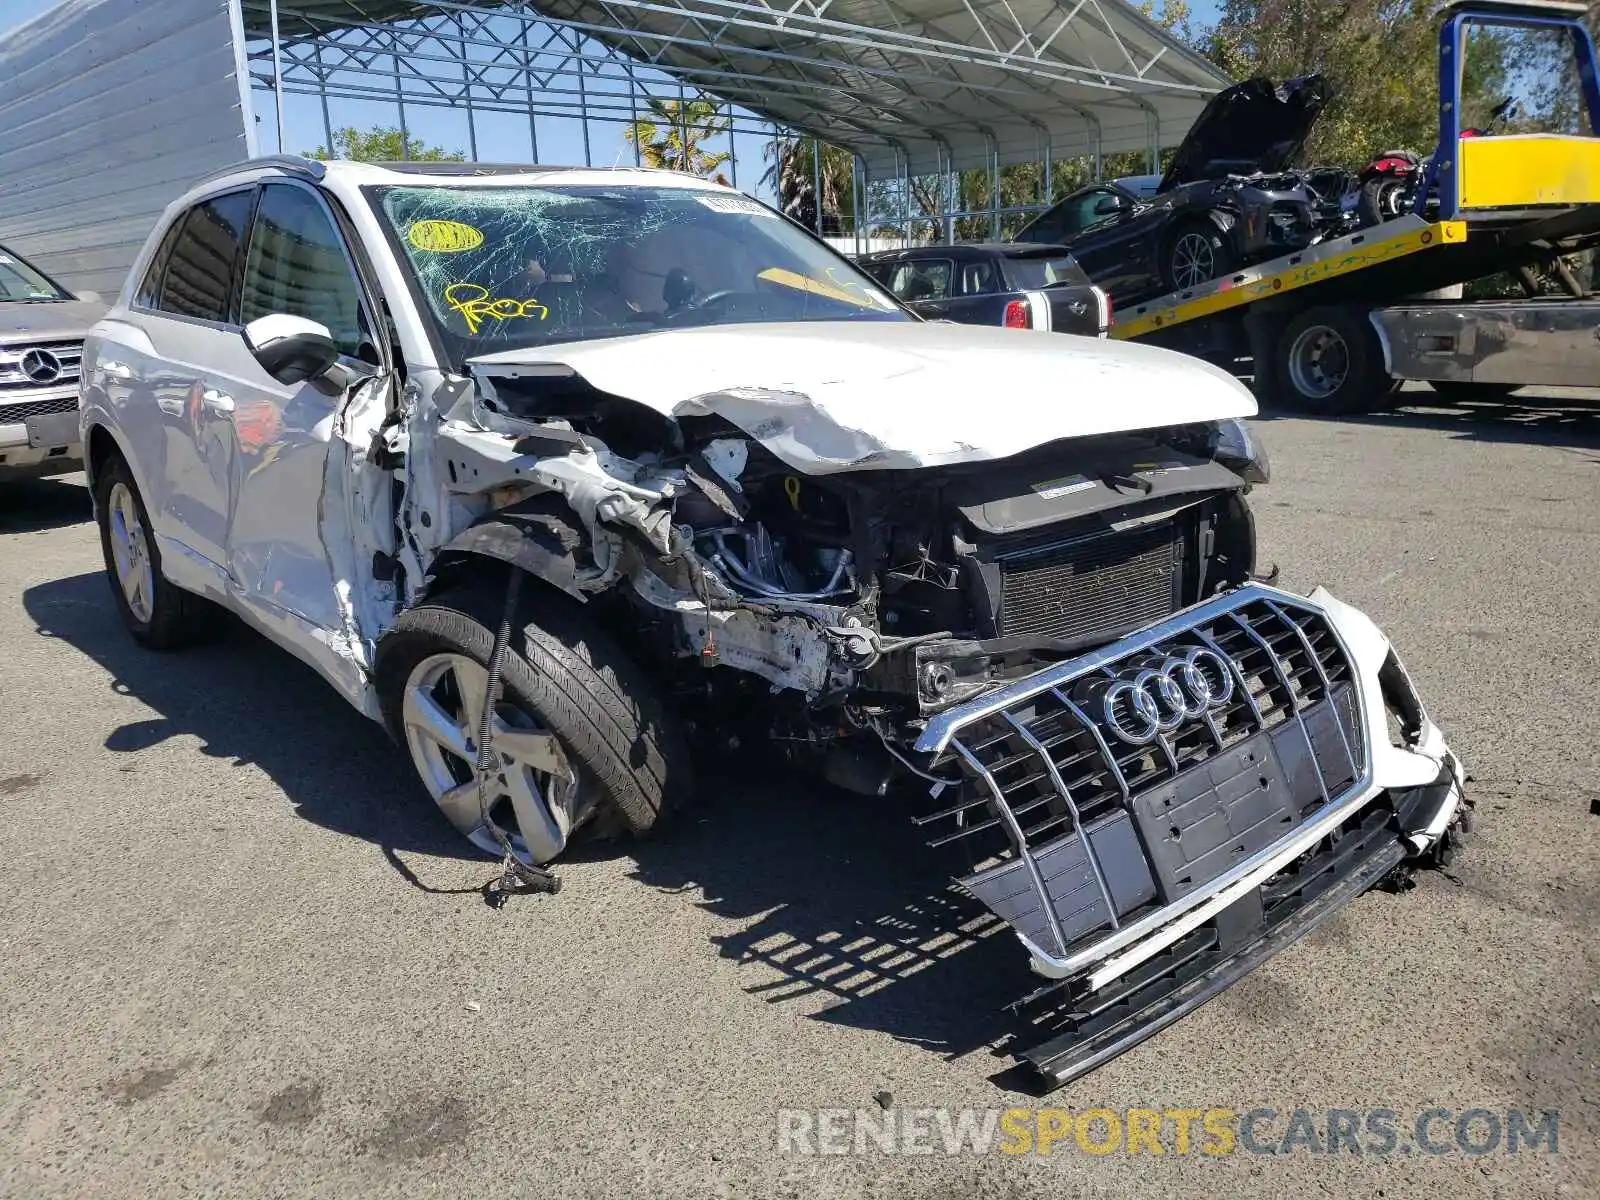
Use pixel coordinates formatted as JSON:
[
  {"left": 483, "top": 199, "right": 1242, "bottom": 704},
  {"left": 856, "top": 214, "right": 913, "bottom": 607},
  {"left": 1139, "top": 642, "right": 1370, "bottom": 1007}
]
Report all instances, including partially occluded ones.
[
  {"left": 376, "top": 583, "right": 694, "bottom": 864},
  {"left": 1273, "top": 306, "right": 1390, "bottom": 415},
  {"left": 1163, "top": 218, "right": 1237, "bottom": 292},
  {"left": 1427, "top": 380, "right": 1521, "bottom": 402},
  {"left": 94, "top": 453, "right": 213, "bottom": 650}
]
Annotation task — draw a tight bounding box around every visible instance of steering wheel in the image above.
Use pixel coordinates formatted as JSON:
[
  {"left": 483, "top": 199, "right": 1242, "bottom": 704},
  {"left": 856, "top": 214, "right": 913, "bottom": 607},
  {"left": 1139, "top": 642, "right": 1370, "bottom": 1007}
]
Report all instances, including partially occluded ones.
[{"left": 658, "top": 288, "right": 751, "bottom": 324}]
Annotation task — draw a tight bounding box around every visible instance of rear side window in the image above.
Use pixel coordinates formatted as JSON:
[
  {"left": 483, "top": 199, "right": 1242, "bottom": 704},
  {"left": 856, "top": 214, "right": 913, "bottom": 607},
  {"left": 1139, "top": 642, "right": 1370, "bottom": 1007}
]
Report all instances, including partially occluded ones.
[
  {"left": 957, "top": 259, "right": 998, "bottom": 296},
  {"left": 157, "top": 190, "right": 254, "bottom": 323},
  {"left": 239, "top": 183, "right": 368, "bottom": 358},
  {"left": 134, "top": 219, "right": 184, "bottom": 310},
  {"left": 1004, "top": 254, "right": 1090, "bottom": 290},
  {"left": 886, "top": 259, "right": 952, "bottom": 301}
]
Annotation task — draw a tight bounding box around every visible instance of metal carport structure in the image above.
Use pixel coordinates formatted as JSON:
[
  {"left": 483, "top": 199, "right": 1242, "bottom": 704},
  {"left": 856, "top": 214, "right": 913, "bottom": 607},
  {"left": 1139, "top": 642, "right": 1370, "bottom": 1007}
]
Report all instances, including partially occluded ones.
[
  {"left": 240, "top": 0, "right": 1228, "bottom": 234},
  {"left": 0, "top": 0, "right": 1228, "bottom": 296}
]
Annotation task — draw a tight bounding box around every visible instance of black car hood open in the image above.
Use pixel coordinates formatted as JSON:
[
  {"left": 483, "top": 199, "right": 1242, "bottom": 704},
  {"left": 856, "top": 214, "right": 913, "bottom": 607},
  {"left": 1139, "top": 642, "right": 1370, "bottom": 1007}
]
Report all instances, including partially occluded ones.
[{"left": 1158, "top": 73, "right": 1328, "bottom": 191}]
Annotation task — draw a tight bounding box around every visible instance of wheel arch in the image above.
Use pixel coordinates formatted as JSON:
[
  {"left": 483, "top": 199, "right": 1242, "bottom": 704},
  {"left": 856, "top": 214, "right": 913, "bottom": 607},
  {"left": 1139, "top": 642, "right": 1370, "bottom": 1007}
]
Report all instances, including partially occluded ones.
[
  {"left": 83, "top": 421, "right": 133, "bottom": 497},
  {"left": 409, "top": 493, "right": 598, "bottom": 618}
]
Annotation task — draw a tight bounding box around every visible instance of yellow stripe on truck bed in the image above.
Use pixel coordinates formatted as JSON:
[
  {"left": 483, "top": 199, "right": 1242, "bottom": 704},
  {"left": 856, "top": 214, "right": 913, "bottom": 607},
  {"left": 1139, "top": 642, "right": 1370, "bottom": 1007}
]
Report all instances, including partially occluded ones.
[{"left": 1111, "top": 220, "right": 1468, "bottom": 340}]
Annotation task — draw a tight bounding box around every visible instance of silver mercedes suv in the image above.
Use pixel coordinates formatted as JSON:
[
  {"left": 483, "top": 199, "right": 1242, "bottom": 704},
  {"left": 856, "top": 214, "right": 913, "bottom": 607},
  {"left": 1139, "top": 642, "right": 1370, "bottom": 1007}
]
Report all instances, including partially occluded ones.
[{"left": 0, "top": 241, "right": 103, "bottom": 481}]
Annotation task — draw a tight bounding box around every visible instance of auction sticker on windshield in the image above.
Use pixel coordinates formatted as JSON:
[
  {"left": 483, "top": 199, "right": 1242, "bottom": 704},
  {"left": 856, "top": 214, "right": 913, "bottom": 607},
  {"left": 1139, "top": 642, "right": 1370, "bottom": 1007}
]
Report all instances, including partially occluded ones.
[{"left": 696, "top": 193, "right": 778, "bottom": 218}]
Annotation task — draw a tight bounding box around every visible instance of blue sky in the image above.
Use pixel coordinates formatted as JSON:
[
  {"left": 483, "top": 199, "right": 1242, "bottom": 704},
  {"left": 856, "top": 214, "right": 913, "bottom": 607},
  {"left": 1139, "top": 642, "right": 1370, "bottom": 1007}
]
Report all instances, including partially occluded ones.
[{"left": 1, "top": 0, "right": 1225, "bottom": 190}]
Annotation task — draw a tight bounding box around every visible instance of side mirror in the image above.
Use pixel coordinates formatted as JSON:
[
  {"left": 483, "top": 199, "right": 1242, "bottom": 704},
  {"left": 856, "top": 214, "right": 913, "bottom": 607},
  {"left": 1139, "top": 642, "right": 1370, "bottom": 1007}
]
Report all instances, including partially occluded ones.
[
  {"left": 244, "top": 314, "right": 339, "bottom": 386},
  {"left": 75, "top": 289, "right": 102, "bottom": 304},
  {"left": 1093, "top": 195, "right": 1125, "bottom": 216}
]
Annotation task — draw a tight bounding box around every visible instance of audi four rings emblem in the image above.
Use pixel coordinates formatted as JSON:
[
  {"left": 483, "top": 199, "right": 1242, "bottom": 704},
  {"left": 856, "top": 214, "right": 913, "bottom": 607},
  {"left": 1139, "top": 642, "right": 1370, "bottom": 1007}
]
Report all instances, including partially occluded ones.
[
  {"left": 20, "top": 348, "right": 62, "bottom": 384},
  {"left": 1101, "top": 647, "right": 1235, "bottom": 745}
]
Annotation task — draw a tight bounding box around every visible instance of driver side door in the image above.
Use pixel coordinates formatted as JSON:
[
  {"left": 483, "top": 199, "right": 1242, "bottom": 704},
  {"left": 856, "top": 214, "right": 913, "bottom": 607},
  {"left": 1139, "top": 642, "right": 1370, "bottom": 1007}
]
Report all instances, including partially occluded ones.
[
  {"left": 1058, "top": 187, "right": 1155, "bottom": 300},
  {"left": 219, "top": 181, "right": 383, "bottom": 654}
]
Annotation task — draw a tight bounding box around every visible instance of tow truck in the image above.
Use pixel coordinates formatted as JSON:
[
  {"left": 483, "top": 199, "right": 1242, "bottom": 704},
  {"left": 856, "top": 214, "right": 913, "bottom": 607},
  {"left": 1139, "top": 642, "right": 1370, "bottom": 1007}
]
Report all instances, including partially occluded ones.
[{"left": 1109, "top": 0, "right": 1600, "bottom": 413}]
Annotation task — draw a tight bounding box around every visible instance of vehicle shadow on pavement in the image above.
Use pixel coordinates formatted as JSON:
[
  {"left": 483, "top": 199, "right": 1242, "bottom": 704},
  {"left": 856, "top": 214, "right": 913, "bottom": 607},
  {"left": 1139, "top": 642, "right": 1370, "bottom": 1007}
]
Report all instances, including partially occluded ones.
[
  {"left": 624, "top": 770, "right": 1037, "bottom": 1073},
  {"left": 26, "top": 570, "right": 1040, "bottom": 1071},
  {"left": 1260, "top": 389, "right": 1600, "bottom": 449},
  {"left": 0, "top": 475, "right": 93, "bottom": 534},
  {"left": 22, "top": 570, "right": 474, "bottom": 863}
]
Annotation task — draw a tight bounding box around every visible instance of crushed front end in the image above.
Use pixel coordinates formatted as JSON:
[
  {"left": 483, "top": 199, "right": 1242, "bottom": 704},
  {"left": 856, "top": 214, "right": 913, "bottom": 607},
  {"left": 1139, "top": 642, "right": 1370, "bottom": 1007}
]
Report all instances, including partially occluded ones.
[{"left": 910, "top": 583, "right": 1465, "bottom": 1088}]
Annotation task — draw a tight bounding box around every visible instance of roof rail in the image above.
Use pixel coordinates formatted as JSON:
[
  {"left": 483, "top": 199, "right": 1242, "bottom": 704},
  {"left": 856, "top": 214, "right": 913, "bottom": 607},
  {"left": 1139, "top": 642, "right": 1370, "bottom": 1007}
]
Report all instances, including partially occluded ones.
[{"left": 184, "top": 154, "right": 327, "bottom": 191}]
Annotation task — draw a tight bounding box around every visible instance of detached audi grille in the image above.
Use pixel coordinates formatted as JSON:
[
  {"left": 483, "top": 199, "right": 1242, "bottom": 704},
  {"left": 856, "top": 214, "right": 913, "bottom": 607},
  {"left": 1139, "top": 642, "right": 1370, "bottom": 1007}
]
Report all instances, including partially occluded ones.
[
  {"left": 995, "top": 521, "right": 1183, "bottom": 642},
  {"left": 913, "top": 589, "right": 1366, "bottom": 962}
]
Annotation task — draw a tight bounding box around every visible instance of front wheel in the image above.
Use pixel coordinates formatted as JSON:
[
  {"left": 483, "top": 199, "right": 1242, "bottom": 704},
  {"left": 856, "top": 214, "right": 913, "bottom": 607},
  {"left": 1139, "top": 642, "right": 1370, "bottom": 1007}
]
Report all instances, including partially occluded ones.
[{"left": 376, "top": 585, "right": 694, "bottom": 865}]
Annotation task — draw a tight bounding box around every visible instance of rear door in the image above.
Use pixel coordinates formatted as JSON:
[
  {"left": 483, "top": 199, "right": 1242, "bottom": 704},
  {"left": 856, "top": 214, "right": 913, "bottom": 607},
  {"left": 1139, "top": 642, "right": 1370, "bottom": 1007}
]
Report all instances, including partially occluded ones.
[
  {"left": 947, "top": 256, "right": 1006, "bottom": 324},
  {"left": 124, "top": 188, "right": 257, "bottom": 575}
]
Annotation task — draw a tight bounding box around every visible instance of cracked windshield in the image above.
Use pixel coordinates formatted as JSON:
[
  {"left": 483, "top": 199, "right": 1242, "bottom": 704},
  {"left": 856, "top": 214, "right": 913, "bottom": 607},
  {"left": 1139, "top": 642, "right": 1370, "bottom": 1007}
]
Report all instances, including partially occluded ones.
[{"left": 373, "top": 183, "right": 906, "bottom": 363}]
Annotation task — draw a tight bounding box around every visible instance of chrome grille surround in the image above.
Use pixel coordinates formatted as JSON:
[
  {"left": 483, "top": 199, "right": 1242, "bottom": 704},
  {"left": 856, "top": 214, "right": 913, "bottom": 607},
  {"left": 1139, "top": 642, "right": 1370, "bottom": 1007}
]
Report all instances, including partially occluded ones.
[
  {"left": 912, "top": 583, "right": 1373, "bottom": 979},
  {"left": 0, "top": 340, "right": 84, "bottom": 392}
]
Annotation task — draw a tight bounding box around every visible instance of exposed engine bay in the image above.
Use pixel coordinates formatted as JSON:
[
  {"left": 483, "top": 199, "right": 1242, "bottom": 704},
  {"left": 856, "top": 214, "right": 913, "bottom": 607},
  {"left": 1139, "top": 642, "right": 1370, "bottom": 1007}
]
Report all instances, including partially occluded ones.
[{"left": 421, "top": 359, "right": 1268, "bottom": 776}]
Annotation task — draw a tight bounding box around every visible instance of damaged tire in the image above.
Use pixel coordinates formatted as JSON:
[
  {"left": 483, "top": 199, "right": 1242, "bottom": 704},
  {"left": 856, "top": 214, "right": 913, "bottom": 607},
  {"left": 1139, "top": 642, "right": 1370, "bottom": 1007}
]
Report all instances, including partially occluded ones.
[
  {"left": 94, "top": 453, "right": 212, "bottom": 650},
  {"left": 376, "top": 582, "right": 693, "bottom": 864}
]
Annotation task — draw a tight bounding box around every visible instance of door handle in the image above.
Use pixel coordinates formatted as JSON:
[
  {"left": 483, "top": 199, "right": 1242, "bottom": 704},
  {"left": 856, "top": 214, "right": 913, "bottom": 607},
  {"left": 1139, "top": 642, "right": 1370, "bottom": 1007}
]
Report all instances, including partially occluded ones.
[
  {"left": 201, "top": 388, "right": 235, "bottom": 414},
  {"left": 101, "top": 361, "right": 132, "bottom": 380}
]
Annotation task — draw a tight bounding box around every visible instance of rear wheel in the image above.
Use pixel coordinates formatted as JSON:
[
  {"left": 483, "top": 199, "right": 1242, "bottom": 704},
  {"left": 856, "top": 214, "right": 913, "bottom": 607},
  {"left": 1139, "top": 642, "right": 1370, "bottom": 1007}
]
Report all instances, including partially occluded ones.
[
  {"left": 1163, "top": 219, "right": 1237, "bottom": 292},
  {"left": 1427, "top": 380, "right": 1521, "bottom": 402},
  {"left": 1273, "top": 306, "right": 1390, "bottom": 415},
  {"left": 376, "top": 585, "right": 694, "bottom": 864},
  {"left": 1358, "top": 176, "right": 1411, "bottom": 226},
  {"left": 94, "top": 455, "right": 211, "bottom": 649}
]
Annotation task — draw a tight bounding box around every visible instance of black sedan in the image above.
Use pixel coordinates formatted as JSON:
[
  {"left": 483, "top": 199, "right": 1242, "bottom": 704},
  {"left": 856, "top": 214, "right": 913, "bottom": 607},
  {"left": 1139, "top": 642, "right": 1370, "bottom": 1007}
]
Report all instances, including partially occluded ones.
[
  {"left": 855, "top": 243, "right": 1109, "bottom": 336},
  {"left": 1015, "top": 74, "right": 1351, "bottom": 305}
]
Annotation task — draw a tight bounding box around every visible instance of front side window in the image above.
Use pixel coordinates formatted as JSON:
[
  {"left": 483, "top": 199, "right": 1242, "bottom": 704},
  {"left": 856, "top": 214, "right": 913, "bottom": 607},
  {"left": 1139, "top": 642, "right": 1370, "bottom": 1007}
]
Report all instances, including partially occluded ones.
[
  {"left": 371, "top": 184, "right": 905, "bottom": 366},
  {"left": 157, "top": 190, "right": 254, "bottom": 323},
  {"left": 0, "top": 243, "right": 71, "bottom": 302},
  {"left": 240, "top": 184, "right": 368, "bottom": 358}
]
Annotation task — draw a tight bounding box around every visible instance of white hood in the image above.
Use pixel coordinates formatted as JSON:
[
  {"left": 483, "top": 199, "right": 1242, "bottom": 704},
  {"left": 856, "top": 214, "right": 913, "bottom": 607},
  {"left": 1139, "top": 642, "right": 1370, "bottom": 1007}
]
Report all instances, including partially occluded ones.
[{"left": 468, "top": 321, "right": 1257, "bottom": 475}]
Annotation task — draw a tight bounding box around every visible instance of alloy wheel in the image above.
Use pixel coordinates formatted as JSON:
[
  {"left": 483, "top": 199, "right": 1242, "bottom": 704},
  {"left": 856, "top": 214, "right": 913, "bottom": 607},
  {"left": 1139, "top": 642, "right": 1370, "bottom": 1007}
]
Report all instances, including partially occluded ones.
[
  {"left": 401, "top": 651, "right": 580, "bottom": 864},
  {"left": 1171, "top": 232, "right": 1216, "bottom": 289},
  {"left": 107, "top": 481, "right": 155, "bottom": 623}
]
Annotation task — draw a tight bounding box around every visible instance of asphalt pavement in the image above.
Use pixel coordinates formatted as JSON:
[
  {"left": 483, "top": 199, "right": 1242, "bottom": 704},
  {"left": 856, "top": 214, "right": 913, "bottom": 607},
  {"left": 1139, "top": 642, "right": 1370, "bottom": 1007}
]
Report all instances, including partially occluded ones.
[{"left": 1, "top": 386, "right": 1597, "bottom": 1198}]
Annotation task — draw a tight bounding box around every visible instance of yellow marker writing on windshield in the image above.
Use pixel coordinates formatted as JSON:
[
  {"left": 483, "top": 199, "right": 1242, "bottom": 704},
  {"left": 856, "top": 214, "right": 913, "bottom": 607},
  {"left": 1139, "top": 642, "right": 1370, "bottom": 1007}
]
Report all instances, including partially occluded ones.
[
  {"left": 408, "top": 220, "right": 484, "bottom": 253},
  {"left": 784, "top": 475, "right": 801, "bottom": 511},
  {"left": 443, "top": 282, "right": 549, "bottom": 335}
]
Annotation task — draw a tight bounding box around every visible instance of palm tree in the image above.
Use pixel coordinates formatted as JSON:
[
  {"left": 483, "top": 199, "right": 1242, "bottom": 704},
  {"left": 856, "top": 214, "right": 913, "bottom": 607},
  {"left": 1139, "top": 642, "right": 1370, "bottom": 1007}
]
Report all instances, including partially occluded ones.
[
  {"left": 624, "top": 98, "right": 732, "bottom": 183},
  {"left": 762, "top": 137, "right": 855, "bottom": 233}
]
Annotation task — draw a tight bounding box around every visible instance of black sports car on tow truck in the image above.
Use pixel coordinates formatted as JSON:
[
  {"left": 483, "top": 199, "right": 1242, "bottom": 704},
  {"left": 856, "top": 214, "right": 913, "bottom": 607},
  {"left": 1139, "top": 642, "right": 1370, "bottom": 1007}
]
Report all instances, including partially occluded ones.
[{"left": 1016, "top": 74, "right": 1355, "bottom": 305}]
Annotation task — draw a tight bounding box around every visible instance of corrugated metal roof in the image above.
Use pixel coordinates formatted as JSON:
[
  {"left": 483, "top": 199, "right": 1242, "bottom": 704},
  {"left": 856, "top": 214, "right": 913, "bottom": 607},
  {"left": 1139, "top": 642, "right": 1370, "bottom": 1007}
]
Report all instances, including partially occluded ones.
[
  {"left": 0, "top": 0, "right": 253, "bottom": 296},
  {"left": 248, "top": 0, "right": 1228, "bottom": 179}
]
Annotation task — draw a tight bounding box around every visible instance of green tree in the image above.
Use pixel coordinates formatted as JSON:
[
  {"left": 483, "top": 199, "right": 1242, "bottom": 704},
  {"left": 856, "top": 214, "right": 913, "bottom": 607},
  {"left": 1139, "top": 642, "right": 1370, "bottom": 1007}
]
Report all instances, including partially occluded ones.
[
  {"left": 625, "top": 98, "right": 731, "bottom": 183},
  {"left": 1203, "top": 0, "right": 1511, "bottom": 169},
  {"left": 305, "top": 125, "right": 465, "bottom": 162},
  {"left": 764, "top": 138, "right": 856, "bottom": 232}
]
